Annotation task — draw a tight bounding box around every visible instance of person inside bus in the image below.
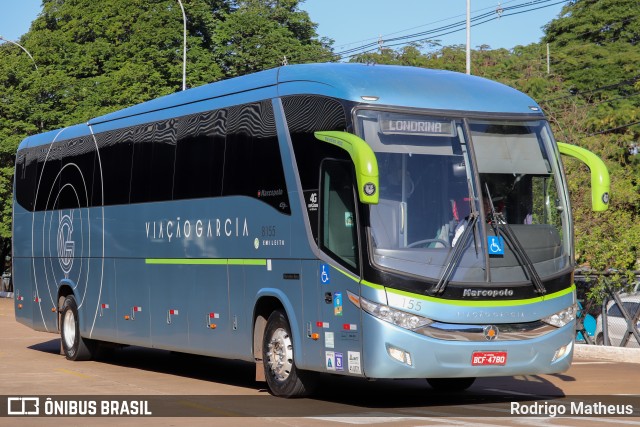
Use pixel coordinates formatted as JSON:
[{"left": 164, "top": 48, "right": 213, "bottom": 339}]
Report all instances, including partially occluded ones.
[{"left": 452, "top": 196, "right": 497, "bottom": 246}]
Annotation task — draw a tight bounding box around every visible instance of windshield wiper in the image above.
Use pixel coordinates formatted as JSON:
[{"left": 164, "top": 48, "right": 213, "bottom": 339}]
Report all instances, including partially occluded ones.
[
  {"left": 432, "top": 212, "right": 478, "bottom": 295},
  {"left": 485, "top": 184, "right": 546, "bottom": 295},
  {"left": 432, "top": 179, "right": 479, "bottom": 295}
]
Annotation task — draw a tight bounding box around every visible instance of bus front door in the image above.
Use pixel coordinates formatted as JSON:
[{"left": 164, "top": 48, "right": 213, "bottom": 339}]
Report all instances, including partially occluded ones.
[{"left": 317, "top": 159, "right": 364, "bottom": 376}]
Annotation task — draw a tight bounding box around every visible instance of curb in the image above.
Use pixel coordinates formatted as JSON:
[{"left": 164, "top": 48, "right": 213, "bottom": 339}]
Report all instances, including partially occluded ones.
[{"left": 574, "top": 343, "right": 640, "bottom": 364}]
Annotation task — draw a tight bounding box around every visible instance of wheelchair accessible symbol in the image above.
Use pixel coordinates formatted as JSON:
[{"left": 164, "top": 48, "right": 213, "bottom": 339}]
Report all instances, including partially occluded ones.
[
  {"left": 320, "top": 264, "right": 330, "bottom": 285},
  {"left": 488, "top": 236, "right": 505, "bottom": 255}
]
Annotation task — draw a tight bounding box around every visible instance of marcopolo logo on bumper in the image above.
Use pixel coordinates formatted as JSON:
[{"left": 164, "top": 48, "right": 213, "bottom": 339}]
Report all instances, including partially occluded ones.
[{"left": 462, "top": 288, "right": 514, "bottom": 298}]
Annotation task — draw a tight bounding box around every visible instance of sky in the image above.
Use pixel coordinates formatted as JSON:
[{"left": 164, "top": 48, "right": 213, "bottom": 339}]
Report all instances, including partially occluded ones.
[{"left": 0, "top": 0, "right": 567, "bottom": 56}]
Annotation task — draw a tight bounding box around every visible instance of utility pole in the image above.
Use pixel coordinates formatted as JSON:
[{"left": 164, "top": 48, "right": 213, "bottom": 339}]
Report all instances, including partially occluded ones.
[
  {"left": 466, "top": 0, "right": 471, "bottom": 75},
  {"left": 546, "top": 43, "right": 550, "bottom": 75}
]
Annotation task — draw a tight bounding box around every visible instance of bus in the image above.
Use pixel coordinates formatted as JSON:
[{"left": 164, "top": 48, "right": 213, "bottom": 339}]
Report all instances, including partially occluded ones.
[{"left": 12, "top": 63, "right": 609, "bottom": 397}]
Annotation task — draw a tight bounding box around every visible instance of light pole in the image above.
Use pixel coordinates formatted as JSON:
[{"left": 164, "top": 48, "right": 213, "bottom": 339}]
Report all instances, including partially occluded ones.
[
  {"left": 177, "top": 0, "right": 187, "bottom": 91},
  {"left": 0, "top": 35, "right": 38, "bottom": 70}
]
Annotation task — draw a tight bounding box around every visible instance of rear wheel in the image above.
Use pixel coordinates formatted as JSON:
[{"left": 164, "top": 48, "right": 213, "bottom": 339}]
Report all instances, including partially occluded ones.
[
  {"left": 60, "top": 295, "right": 95, "bottom": 361},
  {"left": 262, "top": 310, "right": 317, "bottom": 397},
  {"left": 427, "top": 377, "right": 476, "bottom": 392}
]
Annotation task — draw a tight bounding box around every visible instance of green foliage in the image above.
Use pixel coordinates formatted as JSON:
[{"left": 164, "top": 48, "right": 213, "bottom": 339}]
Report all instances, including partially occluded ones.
[
  {"left": 0, "top": 0, "right": 329, "bottom": 260},
  {"left": 212, "top": 0, "right": 332, "bottom": 77},
  {"left": 543, "top": 0, "right": 640, "bottom": 93}
]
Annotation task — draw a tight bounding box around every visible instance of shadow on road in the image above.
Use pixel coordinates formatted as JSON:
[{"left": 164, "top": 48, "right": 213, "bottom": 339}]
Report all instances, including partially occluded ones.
[
  {"left": 25, "top": 337, "right": 572, "bottom": 416},
  {"left": 28, "top": 338, "right": 60, "bottom": 354}
]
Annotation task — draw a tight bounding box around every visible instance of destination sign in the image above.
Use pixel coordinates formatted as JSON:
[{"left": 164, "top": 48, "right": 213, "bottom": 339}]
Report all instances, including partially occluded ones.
[{"left": 380, "top": 114, "right": 456, "bottom": 137}]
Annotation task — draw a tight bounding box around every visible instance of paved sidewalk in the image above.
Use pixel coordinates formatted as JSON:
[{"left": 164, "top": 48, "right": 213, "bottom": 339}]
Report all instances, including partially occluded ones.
[{"left": 575, "top": 343, "right": 640, "bottom": 363}]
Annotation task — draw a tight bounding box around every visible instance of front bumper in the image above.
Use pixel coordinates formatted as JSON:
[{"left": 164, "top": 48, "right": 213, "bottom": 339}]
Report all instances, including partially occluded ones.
[{"left": 361, "top": 312, "right": 574, "bottom": 379}]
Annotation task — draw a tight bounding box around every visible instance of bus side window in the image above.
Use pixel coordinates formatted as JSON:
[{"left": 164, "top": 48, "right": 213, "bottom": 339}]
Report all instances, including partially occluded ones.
[
  {"left": 319, "top": 160, "right": 359, "bottom": 273},
  {"left": 173, "top": 110, "right": 226, "bottom": 200},
  {"left": 147, "top": 134, "right": 176, "bottom": 203},
  {"left": 224, "top": 101, "right": 290, "bottom": 214},
  {"left": 130, "top": 139, "right": 153, "bottom": 204},
  {"left": 94, "top": 130, "right": 134, "bottom": 206},
  {"left": 15, "top": 148, "right": 37, "bottom": 211},
  {"left": 34, "top": 150, "right": 61, "bottom": 211},
  {"left": 282, "top": 95, "right": 349, "bottom": 241},
  {"left": 59, "top": 138, "right": 96, "bottom": 210}
]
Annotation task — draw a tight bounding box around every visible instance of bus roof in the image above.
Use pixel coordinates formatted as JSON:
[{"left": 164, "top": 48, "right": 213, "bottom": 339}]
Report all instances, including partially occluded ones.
[
  {"left": 19, "top": 63, "right": 543, "bottom": 150},
  {"left": 276, "top": 63, "right": 541, "bottom": 115}
]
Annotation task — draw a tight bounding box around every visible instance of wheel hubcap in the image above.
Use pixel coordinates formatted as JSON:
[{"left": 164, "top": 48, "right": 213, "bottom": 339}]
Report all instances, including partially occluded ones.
[
  {"left": 63, "top": 309, "right": 76, "bottom": 349},
  {"left": 266, "top": 327, "right": 293, "bottom": 382}
]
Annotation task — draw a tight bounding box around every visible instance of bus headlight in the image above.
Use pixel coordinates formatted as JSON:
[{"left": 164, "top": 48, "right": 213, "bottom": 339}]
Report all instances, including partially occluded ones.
[
  {"left": 541, "top": 304, "right": 577, "bottom": 328},
  {"left": 348, "top": 291, "right": 433, "bottom": 330}
]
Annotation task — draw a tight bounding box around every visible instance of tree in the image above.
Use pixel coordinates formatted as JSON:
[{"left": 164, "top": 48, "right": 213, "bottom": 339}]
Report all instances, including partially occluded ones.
[
  {"left": 0, "top": 0, "right": 331, "bottom": 263},
  {"left": 212, "top": 0, "right": 333, "bottom": 77},
  {"left": 543, "top": 0, "right": 640, "bottom": 121},
  {"left": 541, "top": 0, "right": 640, "bottom": 291}
]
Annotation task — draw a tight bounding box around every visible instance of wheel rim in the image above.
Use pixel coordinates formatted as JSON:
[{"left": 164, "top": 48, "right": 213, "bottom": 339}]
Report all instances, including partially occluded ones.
[
  {"left": 266, "top": 327, "right": 293, "bottom": 382},
  {"left": 63, "top": 309, "right": 76, "bottom": 350}
]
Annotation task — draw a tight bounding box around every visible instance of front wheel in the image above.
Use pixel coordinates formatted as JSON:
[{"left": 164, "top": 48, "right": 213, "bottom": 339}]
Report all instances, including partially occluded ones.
[
  {"left": 262, "top": 310, "right": 317, "bottom": 397},
  {"left": 427, "top": 377, "right": 476, "bottom": 392},
  {"left": 60, "top": 295, "right": 95, "bottom": 361}
]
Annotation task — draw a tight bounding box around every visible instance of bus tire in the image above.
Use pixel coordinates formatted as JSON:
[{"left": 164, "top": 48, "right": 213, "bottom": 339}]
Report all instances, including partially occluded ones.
[
  {"left": 262, "top": 310, "right": 317, "bottom": 397},
  {"left": 426, "top": 377, "right": 475, "bottom": 392},
  {"left": 60, "top": 295, "right": 94, "bottom": 361}
]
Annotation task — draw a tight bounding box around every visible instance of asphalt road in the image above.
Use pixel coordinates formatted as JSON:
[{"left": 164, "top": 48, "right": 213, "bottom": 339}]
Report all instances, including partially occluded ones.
[{"left": 0, "top": 297, "right": 638, "bottom": 427}]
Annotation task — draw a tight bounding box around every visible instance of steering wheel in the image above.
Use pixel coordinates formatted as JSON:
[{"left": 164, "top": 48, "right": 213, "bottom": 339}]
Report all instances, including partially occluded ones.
[{"left": 407, "top": 239, "right": 450, "bottom": 248}]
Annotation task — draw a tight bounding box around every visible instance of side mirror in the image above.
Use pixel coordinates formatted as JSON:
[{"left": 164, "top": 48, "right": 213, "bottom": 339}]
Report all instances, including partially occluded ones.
[
  {"left": 558, "top": 142, "right": 610, "bottom": 211},
  {"left": 314, "top": 131, "right": 379, "bottom": 204}
]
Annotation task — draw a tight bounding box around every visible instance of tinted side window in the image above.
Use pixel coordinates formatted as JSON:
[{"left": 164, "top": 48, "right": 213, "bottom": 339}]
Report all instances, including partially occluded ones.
[
  {"left": 58, "top": 137, "right": 95, "bottom": 210},
  {"left": 224, "top": 101, "right": 290, "bottom": 214},
  {"left": 21, "top": 137, "right": 96, "bottom": 212},
  {"left": 129, "top": 139, "right": 153, "bottom": 204},
  {"left": 95, "top": 130, "right": 133, "bottom": 206},
  {"left": 147, "top": 120, "right": 177, "bottom": 202},
  {"left": 283, "top": 96, "right": 349, "bottom": 239},
  {"left": 15, "top": 148, "right": 37, "bottom": 211},
  {"left": 173, "top": 109, "right": 226, "bottom": 200},
  {"left": 23, "top": 100, "right": 289, "bottom": 211},
  {"left": 128, "top": 119, "right": 177, "bottom": 204},
  {"left": 34, "top": 146, "right": 60, "bottom": 211}
]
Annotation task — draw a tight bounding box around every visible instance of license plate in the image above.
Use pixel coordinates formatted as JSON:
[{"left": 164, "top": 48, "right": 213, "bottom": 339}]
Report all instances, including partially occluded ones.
[{"left": 471, "top": 351, "right": 507, "bottom": 366}]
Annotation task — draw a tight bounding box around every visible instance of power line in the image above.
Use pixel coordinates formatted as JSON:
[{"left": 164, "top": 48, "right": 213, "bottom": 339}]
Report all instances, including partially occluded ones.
[
  {"left": 331, "top": 0, "right": 524, "bottom": 50},
  {"left": 589, "top": 92, "right": 640, "bottom": 107},
  {"left": 539, "top": 75, "right": 640, "bottom": 103},
  {"left": 588, "top": 120, "right": 640, "bottom": 136},
  {"left": 331, "top": 0, "right": 568, "bottom": 60}
]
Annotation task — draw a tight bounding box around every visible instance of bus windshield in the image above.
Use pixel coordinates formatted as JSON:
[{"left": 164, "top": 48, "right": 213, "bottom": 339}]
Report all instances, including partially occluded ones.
[
  {"left": 357, "top": 110, "right": 571, "bottom": 284},
  {"left": 470, "top": 119, "right": 571, "bottom": 282}
]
